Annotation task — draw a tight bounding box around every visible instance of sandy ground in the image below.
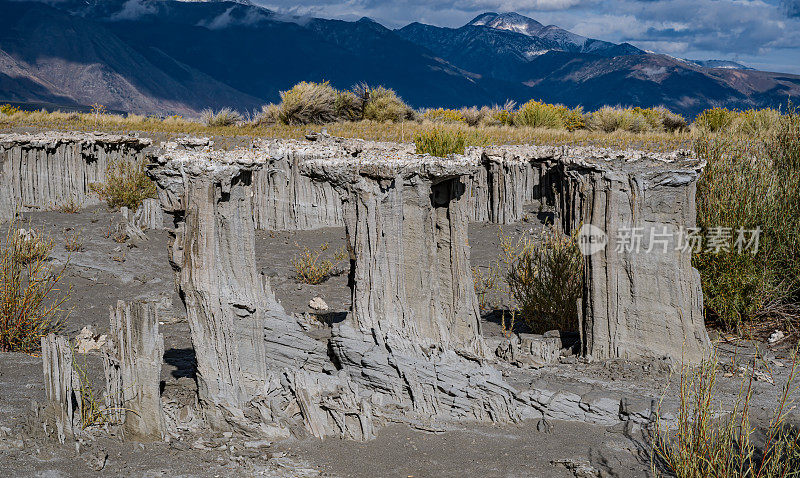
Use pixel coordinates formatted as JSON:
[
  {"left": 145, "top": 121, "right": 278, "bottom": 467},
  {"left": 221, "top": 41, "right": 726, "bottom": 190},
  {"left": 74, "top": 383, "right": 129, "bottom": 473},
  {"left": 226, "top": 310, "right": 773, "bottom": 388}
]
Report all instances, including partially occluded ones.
[{"left": 0, "top": 206, "right": 796, "bottom": 477}]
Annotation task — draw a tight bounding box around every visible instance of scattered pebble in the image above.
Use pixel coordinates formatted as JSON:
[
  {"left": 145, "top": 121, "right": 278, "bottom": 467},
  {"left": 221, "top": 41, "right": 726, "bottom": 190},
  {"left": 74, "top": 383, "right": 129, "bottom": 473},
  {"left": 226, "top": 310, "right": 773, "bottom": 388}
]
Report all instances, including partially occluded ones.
[
  {"left": 768, "top": 330, "right": 785, "bottom": 344},
  {"left": 308, "top": 296, "right": 328, "bottom": 311}
]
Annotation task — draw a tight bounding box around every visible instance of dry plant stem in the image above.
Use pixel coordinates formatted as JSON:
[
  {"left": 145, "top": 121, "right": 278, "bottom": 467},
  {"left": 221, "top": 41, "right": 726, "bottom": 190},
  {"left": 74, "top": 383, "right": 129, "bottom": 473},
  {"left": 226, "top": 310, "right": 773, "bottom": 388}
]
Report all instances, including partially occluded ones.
[
  {"left": 653, "top": 350, "right": 800, "bottom": 477},
  {"left": 0, "top": 220, "right": 70, "bottom": 352}
]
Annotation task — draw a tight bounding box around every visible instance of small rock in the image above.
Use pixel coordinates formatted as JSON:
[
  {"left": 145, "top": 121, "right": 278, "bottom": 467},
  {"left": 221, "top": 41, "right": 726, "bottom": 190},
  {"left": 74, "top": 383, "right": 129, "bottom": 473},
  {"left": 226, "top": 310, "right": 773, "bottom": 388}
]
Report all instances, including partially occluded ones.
[
  {"left": 74, "top": 326, "right": 109, "bottom": 354},
  {"left": 82, "top": 449, "right": 108, "bottom": 471},
  {"left": 243, "top": 439, "right": 272, "bottom": 449},
  {"left": 543, "top": 330, "right": 560, "bottom": 338},
  {"left": 308, "top": 297, "right": 329, "bottom": 311},
  {"left": 768, "top": 330, "right": 785, "bottom": 344}
]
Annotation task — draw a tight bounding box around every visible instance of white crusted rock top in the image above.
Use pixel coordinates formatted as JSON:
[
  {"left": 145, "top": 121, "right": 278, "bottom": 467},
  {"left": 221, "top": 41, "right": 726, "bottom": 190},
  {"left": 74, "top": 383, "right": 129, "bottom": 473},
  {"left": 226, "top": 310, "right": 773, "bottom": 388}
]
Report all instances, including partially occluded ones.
[
  {"left": 482, "top": 143, "right": 699, "bottom": 167},
  {"left": 0, "top": 131, "right": 151, "bottom": 149}
]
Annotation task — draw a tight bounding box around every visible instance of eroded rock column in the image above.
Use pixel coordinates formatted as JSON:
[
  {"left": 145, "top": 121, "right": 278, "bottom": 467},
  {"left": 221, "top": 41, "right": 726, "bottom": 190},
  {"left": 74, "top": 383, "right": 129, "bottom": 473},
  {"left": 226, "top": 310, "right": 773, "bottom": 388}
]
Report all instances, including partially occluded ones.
[
  {"left": 559, "top": 150, "right": 711, "bottom": 363},
  {"left": 147, "top": 149, "right": 366, "bottom": 439},
  {"left": 304, "top": 155, "right": 521, "bottom": 423},
  {"left": 104, "top": 301, "right": 166, "bottom": 441}
]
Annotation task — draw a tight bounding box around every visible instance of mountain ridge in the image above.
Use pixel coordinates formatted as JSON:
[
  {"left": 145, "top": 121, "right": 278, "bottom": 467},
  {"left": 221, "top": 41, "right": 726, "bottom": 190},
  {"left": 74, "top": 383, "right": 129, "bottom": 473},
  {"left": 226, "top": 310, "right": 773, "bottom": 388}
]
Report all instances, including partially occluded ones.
[{"left": 0, "top": 0, "right": 797, "bottom": 118}]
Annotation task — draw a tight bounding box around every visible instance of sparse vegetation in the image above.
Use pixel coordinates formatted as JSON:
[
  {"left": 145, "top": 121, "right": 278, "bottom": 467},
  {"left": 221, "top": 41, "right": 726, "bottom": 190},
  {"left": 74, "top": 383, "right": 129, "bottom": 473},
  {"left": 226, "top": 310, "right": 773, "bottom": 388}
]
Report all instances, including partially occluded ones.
[
  {"left": 290, "top": 242, "right": 346, "bottom": 285},
  {"left": 57, "top": 195, "right": 82, "bottom": 214},
  {"left": 11, "top": 227, "right": 52, "bottom": 265},
  {"left": 414, "top": 126, "right": 488, "bottom": 156},
  {"left": 472, "top": 265, "right": 500, "bottom": 310},
  {"left": 200, "top": 107, "right": 243, "bottom": 127},
  {"left": 72, "top": 350, "right": 123, "bottom": 428},
  {"left": 504, "top": 226, "right": 583, "bottom": 333},
  {"left": 653, "top": 353, "right": 800, "bottom": 477},
  {"left": 694, "top": 105, "right": 800, "bottom": 334},
  {"left": 63, "top": 229, "right": 84, "bottom": 252},
  {"left": 90, "top": 160, "right": 157, "bottom": 211},
  {"left": 0, "top": 221, "right": 69, "bottom": 353}
]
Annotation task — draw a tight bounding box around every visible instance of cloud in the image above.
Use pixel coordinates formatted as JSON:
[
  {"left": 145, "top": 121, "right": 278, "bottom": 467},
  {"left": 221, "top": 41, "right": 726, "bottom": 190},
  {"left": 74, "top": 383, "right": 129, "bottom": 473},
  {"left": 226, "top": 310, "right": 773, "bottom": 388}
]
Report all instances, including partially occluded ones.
[
  {"left": 783, "top": 0, "right": 800, "bottom": 17},
  {"left": 197, "top": 4, "right": 270, "bottom": 29},
  {"left": 110, "top": 0, "right": 157, "bottom": 21}
]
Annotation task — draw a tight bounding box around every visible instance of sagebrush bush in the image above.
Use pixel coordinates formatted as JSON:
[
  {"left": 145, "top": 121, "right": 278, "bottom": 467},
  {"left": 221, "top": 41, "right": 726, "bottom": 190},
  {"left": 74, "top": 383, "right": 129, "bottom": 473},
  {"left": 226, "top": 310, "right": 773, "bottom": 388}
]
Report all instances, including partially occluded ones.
[
  {"left": 733, "top": 108, "right": 782, "bottom": 136},
  {"left": 589, "top": 106, "right": 635, "bottom": 132},
  {"left": 90, "top": 160, "right": 157, "bottom": 211},
  {"left": 252, "top": 103, "right": 280, "bottom": 126},
  {"left": 0, "top": 221, "right": 68, "bottom": 352},
  {"left": 414, "top": 127, "right": 488, "bottom": 157},
  {"left": 513, "top": 100, "right": 565, "bottom": 129},
  {"left": 362, "top": 86, "right": 414, "bottom": 122},
  {"left": 505, "top": 227, "right": 583, "bottom": 333},
  {"left": 200, "top": 107, "right": 243, "bottom": 127},
  {"left": 695, "top": 107, "right": 736, "bottom": 132},
  {"left": 460, "top": 106, "right": 488, "bottom": 127},
  {"left": 335, "top": 90, "right": 362, "bottom": 121},
  {"left": 278, "top": 81, "right": 338, "bottom": 125},
  {"left": 656, "top": 106, "right": 688, "bottom": 132}
]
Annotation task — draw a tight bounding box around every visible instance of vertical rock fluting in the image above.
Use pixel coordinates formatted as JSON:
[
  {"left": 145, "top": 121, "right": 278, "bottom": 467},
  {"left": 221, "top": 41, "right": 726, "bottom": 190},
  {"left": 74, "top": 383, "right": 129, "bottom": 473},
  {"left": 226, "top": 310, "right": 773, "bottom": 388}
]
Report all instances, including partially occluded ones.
[
  {"left": 305, "top": 158, "right": 483, "bottom": 354},
  {"left": 303, "top": 155, "right": 521, "bottom": 423},
  {"left": 0, "top": 133, "right": 151, "bottom": 221},
  {"left": 149, "top": 145, "right": 526, "bottom": 438},
  {"left": 146, "top": 140, "right": 712, "bottom": 442},
  {"left": 251, "top": 147, "right": 345, "bottom": 230},
  {"left": 558, "top": 149, "right": 711, "bottom": 363},
  {"left": 104, "top": 300, "right": 166, "bottom": 441},
  {"left": 41, "top": 334, "right": 78, "bottom": 444},
  {"left": 466, "top": 146, "right": 560, "bottom": 224},
  {"left": 147, "top": 148, "right": 371, "bottom": 439}
]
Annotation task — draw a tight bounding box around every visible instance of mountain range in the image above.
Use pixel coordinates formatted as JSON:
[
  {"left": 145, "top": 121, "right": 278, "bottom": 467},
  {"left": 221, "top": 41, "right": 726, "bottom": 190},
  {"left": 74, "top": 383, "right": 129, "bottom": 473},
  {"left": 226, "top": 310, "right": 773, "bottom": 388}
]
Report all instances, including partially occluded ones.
[{"left": 1, "top": 0, "right": 798, "bottom": 118}]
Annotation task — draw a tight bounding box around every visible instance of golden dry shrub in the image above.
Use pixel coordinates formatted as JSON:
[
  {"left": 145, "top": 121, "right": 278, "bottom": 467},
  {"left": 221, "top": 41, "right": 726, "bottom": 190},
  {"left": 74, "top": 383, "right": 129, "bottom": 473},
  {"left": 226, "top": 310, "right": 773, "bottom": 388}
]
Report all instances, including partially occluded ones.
[
  {"left": 505, "top": 226, "right": 583, "bottom": 333},
  {"left": 277, "top": 81, "right": 338, "bottom": 125},
  {"left": 90, "top": 160, "right": 157, "bottom": 211}
]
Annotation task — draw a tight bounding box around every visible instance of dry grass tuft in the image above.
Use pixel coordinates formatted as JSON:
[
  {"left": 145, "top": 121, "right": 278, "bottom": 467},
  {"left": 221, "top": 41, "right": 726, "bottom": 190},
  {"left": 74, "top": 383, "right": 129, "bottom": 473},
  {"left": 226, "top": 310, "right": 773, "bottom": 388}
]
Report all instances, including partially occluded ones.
[
  {"left": 63, "top": 229, "right": 84, "bottom": 252},
  {"left": 200, "top": 107, "right": 243, "bottom": 127},
  {"left": 57, "top": 195, "right": 82, "bottom": 214},
  {"left": 414, "top": 126, "right": 489, "bottom": 157},
  {"left": 290, "top": 242, "right": 347, "bottom": 285}
]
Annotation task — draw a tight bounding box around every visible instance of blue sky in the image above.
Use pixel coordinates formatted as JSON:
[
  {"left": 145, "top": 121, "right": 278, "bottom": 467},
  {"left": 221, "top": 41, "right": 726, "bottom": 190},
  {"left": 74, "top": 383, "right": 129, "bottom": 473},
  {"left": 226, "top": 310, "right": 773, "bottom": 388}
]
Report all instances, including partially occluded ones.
[{"left": 253, "top": 0, "right": 800, "bottom": 74}]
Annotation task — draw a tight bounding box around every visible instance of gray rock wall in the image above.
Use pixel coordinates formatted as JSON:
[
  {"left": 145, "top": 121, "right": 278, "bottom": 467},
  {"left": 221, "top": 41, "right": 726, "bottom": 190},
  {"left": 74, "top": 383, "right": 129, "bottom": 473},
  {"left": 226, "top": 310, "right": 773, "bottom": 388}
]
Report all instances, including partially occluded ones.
[
  {"left": 0, "top": 133, "right": 151, "bottom": 221},
  {"left": 148, "top": 147, "right": 528, "bottom": 438},
  {"left": 558, "top": 150, "right": 711, "bottom": 363},
  {"left": 104, "top": 300, "right": 166, "bottom": 441},
  {"left": 466, "top": 146, "right": 560, "bottom": 224}
]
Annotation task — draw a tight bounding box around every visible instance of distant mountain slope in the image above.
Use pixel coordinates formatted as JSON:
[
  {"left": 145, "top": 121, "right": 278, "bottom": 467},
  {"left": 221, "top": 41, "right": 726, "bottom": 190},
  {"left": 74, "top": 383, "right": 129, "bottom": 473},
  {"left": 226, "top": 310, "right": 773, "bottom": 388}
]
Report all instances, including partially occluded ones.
[
  {"left": 0, "top": 1, "right": 798, "bottom": 118},
  {"left": 465, "top": 12, "right": 643, "bottom": 56},
  {"left": 397, "top": 12, "right": 800, "bottom": 116},
  {"left": 0, "top": 0, "right": 264, "bottom": 115}
]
